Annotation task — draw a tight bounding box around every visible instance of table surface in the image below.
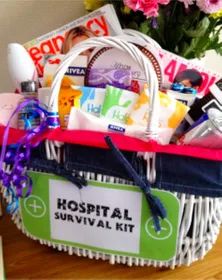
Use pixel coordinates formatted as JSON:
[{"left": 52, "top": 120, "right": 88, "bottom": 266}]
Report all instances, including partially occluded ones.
[{"left": 1, "top": 209, "right": 222, "bottom": 279}]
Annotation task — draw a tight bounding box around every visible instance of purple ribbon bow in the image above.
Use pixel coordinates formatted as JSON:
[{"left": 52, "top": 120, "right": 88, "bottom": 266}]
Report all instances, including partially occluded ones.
[{"left": 0, "top": 99, "right": 48, "bottom": 199}]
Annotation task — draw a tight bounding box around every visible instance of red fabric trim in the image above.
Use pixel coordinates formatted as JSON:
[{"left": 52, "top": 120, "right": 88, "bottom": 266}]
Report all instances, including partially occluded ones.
[
  {"left": 1, "top": 126, "right": 222, "bottom": 161},
  {"left": 0, "top": 126, "right": 25, "bottom": 145}
]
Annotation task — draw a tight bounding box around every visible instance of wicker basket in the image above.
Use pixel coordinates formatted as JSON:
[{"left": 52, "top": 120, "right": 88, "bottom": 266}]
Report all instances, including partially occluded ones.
[{"left": 1, "top": 35, "right": 222, "bottom": 269}]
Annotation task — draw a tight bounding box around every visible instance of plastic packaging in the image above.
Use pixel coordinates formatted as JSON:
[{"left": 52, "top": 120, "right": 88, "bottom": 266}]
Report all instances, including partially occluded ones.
[
  {"left": 7, "top": 43, "right": 38, "bottom": 91},
  {"left": 17, "top": 81, "right": 39, "bottom": 130},
  {"left": 100, "top": 85, "right": 138, "bottom": 124},
  {"left": 38, "top": 87, "right": 52, "bottom": 110},
  {"left": 167, "top": 90, "right": 196, "bottom": 107},
  {"left": 67, "top": 107, "right": 148, "bottom": 140},
  {"left": 178, "top": 108, "right": 222, "bottom": 148},
  {"left": 68, "top": 107, "right": 178, "bottom": 144},
  {"left": 127, "top": 86, "right": 189, "bottom": 131},
  {"left": 71, "top": 86, "right": 106, "bottom": 116},
  {"left": 58, "top": 78, "right": 82, "bottom": 128},
  {"left": 186, "top": 78, "right": 222, "bottom": 124}
]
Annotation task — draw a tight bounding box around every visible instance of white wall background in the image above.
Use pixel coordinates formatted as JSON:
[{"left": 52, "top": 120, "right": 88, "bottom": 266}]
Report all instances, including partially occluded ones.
[
  {"left": 0, "top": 0, "right": 222, "bottom": 92},
  {"left": 202, "top": 48, "right": 222, "bottom": 74},
  {"left": 0, "top": 0, "right": 85, "bottom": 92}
]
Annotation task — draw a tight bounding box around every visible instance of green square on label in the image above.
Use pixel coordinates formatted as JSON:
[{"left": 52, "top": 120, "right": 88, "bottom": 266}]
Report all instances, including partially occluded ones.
[{"left": 20, "top": 171, "right": 180, "bottom": 261}]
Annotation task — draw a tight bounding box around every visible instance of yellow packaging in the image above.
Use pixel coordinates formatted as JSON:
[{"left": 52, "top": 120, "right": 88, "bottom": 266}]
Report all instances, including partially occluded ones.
[
  {"left": 127, "top": 85, "right": 189, "bottom": 143},
  {"left": 45, "top": 76, "right": 82, "bottom": 128},
  {"left": 43, "top": 54, "right": 87, "bottom": 128}
]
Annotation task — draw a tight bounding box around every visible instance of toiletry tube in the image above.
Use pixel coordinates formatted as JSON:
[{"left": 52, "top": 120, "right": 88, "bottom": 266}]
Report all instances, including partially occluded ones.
[
  {"left": 38, "top": 87, "right": 52, "bottom": 110},
  {"left": 7, "top": 43, "right": 38, "bottom": 91},
  {"left": 68, "top": 107, "right": 173, "bottom": 144}
]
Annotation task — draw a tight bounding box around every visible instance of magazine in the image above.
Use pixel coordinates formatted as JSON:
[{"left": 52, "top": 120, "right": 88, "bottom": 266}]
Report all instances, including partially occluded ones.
[
  {"left": 85, "top": 33, "right": 221, "bottom": 97},
  {"left": 159, "top": 49, "right": 221, "bottom": 96},
  {"left": 23, "top": 4, "right": 123, "bottom": 77}
]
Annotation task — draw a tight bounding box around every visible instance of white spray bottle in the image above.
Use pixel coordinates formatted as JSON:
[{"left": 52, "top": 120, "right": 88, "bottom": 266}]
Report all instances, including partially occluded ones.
[{"left": 7, "top": 43, "right": 38, "bottom": 92}]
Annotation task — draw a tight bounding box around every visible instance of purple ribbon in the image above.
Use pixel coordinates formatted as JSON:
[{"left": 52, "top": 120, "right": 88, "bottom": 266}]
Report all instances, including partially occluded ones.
[
  {"left": 47, "top": 112, "right": 60, "bottom": 128},
  {"left": 0, "top": 99, "right": 48, "bottom": 198}
]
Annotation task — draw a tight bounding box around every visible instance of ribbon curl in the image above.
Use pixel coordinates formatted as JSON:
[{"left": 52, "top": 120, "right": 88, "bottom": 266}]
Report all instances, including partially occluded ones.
[
  {"left": 0, "top": 99, "right": 48, "bottom": 199},
  {"left": 0, "top": 98, "right": 87, "bottom": 206}
]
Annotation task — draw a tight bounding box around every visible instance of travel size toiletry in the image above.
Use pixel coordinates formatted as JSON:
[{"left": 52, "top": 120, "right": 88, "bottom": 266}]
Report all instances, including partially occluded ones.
[
  {"left": 17, "top": 81, "right": 39, "bottom": 130},
  {"left": 85, "top": 46, "right": 162, "bottom": 93},
  {"left": 86, "top": 68, "right": 132, "bottom": 90},
  {"left": 38, "top": 87, "right": 52, "bottom": 110},
  {"left": 178, "top": 108, "right": 222, "bottom": 148},
  {"left": 7, "top": 43, "right": 38, "bottom": 92}
]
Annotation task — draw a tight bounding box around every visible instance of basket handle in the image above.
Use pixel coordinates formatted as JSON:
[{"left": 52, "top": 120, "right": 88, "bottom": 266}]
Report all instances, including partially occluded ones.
[
  {"left": 48, "top": 36, "right": 159, "bottom": 140},
  {"left": 124, "top": 28, "right": 162, "bottom": 49}
]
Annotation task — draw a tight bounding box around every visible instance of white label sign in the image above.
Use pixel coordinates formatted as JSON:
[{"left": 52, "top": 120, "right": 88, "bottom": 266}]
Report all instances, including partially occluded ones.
[{"left": 49, "top": 179, "right": 142, "bottom": 253}]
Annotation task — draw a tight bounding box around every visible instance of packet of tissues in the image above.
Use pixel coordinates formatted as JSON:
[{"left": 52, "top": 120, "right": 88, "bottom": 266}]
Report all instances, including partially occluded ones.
[
  {"left": 127, "top": 85, "right": 190, "bottom": 143},
  {"left": 100, "top": 85, "right": 139, "bottom": 124},
  {"left": 71, "top": 86, "right": 106, "bottom": 117}
]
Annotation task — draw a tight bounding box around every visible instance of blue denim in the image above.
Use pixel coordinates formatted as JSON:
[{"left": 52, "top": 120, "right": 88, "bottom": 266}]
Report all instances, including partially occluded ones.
[
  {"left": 64, "top": 144, "right": 142, "bottom": 180},
  {"left": 29, "top": 143, "right": 222, "bottom": 198},
  {"left": 104, "top": 136, "right": 166, "bottom": 232},
  {"left": 154, "top": 153, "right": 222, "bottom": 198},
  {"left": 31, "top": 143, "right": 48, "bottom": 160},
  {"left": 64, "top": 143, "right": 222, "bottom": 198}
]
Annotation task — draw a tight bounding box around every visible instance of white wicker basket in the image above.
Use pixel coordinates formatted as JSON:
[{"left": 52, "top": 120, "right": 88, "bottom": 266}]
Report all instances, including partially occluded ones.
[{"left": 2, "top": 36, "right": 222, "bottom": 269}]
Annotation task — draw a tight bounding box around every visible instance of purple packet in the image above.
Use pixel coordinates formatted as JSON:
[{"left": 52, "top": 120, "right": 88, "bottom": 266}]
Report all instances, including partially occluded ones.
[{"left": 85, "top": 68, "right": 132, "bottom": 90}]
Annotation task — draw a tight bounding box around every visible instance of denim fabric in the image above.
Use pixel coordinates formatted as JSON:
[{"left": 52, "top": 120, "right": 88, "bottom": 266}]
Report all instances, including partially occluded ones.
[
  {"left": 154, "top": 153, "right": 222, "bottom": 197},
  {"left": 64, "top": 144, "right": 145, "bottom": 181},
  {"left": 29, "top": 143, "right": 222, "bottom": 198},
  {"left": 31, "top": 143, "right": 47, "bottom": 160}
]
